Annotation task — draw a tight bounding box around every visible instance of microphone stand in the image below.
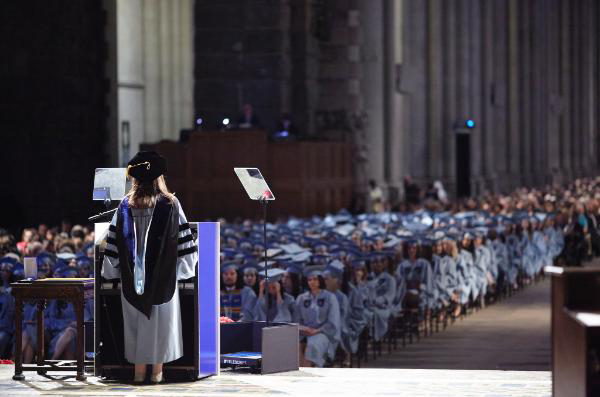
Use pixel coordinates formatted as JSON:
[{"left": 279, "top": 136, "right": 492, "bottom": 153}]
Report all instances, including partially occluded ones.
[
  {"left": 259, "top": 197, "right": 270, "bottom": 327},
  {"left": 88, "top": 198, "right": 117, "bottom": 222},
  {"left": 88, "top": 207, "right": 117, "bottom": 222}
]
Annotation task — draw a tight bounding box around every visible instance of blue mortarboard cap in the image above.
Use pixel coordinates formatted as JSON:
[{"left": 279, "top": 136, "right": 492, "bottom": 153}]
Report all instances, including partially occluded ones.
[
  {"left": 311, "top": 254, "right": 329, "bottom": 265},
  {"left": 459, "top": 230, "right": 472, "bottom": 240},
  {"left": 312, "top": 240, "right": 329, "bottom": 248},
  {"left": 257, "top": 260, "right": 278, "bottom": 270},
  {"left": 351, "top": 259, "right": 367, "bottom": 269},
  {"left": 56, "top": 267, "right": 80, "bottom": 278},
  {"left": 473, "top": 227, "right": 488, "bottom": 237},
  {"left": 284, "top": 263, "right": 303, "bottom": 275},
  {"left": 405, "top": 238, "right": 419, "bottom": 246},
  {"left": 443, "top": 233, "right": 457, "bottom": 241},
  {"left": 0, "top": 260, "right": 15, "bottom": 272},
  {"left": 238, "top": 239, "right": 253, "bottom": 250},
  {"left": 12, "top": 264, "right": 25, "bottom": 280},
  {"left": 0, "top": 256, "right": 17, "bottom": 269},
  {"left": 304, "top": 265, "right": 325, "bottom": 278},
  {"left": 221, "top": 262, "right": 239, "bottom": 273},
  {"left": 76, "top": 256, "right": 93, "bottom": 267},
  {"left": 57, "top": 252, "right": 76, "bottom": 261},
  {"left": 328, "top": 248, "right": 347, "bottom": 258},
  {"left": 259, "top": 268, "right": 286, "bottom": 282},
  {"left": 325, "top": 259, "right": 345, "bottom": 279},
  {"left": 241, "top": 263, "right": 259, "bottom": 274},
  {"left": 222, "top": 248, "right": 237, "bottom": 259},
  {"left": 529, "top": 215, "right": 538, "bottom": 223},
  {"left": 383, "top": 236, "right": 402, "bottom": 248}
]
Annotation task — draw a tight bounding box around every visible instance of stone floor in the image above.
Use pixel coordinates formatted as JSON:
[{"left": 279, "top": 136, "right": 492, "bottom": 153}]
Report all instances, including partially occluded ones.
[
  {"left": 0, "top": 365, "right": 551, "bottom": 396},
  {"left": 0, "top": 279, "right": 553, "bottom": 396},
  {"left": 365, "top": 278, "right": 551, "bottom": 370}
]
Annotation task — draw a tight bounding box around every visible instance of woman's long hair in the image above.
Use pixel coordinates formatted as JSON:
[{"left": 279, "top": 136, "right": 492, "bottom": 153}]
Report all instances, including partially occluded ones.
[{"left": 127, "top": 175, "right": 175, "bottom": 208}]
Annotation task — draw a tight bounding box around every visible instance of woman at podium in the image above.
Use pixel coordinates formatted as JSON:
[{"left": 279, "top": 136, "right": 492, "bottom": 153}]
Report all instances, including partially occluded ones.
[{"left": 101, "top": 151, "right": 197, "bottom": 384}]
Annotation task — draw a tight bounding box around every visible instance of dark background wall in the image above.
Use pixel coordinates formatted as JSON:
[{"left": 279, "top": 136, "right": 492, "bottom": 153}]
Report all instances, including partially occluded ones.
[
  {"left": 0, "top": 1, "right": 107, "bottom": 234},
  {"left": 1, "top": 0, "right": 599, "bottom": 231},
  {"left": 194, "top": 0, "right": 291, "bottom": 132}
]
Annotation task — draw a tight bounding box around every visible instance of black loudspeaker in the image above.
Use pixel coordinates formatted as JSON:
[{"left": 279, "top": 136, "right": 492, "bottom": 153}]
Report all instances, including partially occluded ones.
[{"left": 220, "top": 321, "right": 299, "bottom": 374}]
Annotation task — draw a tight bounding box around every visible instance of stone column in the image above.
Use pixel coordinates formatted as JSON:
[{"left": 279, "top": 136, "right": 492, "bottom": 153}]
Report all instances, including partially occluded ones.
[
  {"left": 359, "top": 0, "right": 385, "bottom": 186},
  {"left": 443, "top": 0, "right": 458, "bottom": 195},
  {"left": 403, "top": 0, "right": 428, "bottom": 183},
  {"left": 480, "top": 0, "right": 495, "bottom": 191},
  {"left": 492, "top": 0, "right": 509, "bottom": 191},
  {"left": 390, "top": 0, "right": 412, "bottom": 198},
  {"left": 468, "top": 0, "right": 483, "bottom": 194},
  {"left": 116, "top": 0, "right": 145, "bottom": 167},
  {"left": 545, "top": 0, "right": 561, "bottom": 183},
  {"left": 104, "top": 0, "right": 194, "bottom": 167},
  {"left": 507, "top": 0, "right": 521, "bottom": 190},
  {"left": 559, "top": 0, "right": 572, "bottom": 180},
  {"left": 427, "top": 0, "right": 443, "bottom": 181}
]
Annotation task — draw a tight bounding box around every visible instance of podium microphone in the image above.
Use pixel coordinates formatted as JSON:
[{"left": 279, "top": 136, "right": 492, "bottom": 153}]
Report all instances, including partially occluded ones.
[{"left": 88, "top": 207, "right": 117, "bottom": 222}]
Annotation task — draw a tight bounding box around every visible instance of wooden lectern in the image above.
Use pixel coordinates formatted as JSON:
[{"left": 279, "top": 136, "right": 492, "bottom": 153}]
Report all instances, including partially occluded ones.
[{"left": 545, "top": 266, "right": 600, "bottom": 397}]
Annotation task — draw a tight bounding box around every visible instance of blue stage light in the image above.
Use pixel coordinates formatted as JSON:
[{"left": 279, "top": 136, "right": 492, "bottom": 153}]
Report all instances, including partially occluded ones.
[{"left": 465, "top": 119, "right": 475, "bottom": 128}]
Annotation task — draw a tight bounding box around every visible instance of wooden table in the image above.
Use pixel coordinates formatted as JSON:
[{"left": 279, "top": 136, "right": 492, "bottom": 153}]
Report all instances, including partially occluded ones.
[{"left": 11, "top": 278, "right": 94, "bottom": 381}]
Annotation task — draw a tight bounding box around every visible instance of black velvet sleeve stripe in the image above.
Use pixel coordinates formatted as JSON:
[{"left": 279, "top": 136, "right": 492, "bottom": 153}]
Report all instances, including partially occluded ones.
[
  {"left": 179, "top": 222, "right": 190, "bottom": 232},
  {"left": 178, "top": 246, "right": 197, "bottom": 257},
  {"left": 106, "top": 236, "right": 117, "bottom": 245},
  {"left": 109, "top": 224, "right": 117, "bottom": 232},
  {"left": 178, "top": 234, "right": 194, "bottom": 244},
  {"left": 104, "top": 249, "right": 119, "bottom": 258}
]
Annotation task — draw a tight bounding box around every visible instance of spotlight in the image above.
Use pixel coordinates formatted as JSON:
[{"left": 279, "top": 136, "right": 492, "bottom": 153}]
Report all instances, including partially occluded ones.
[
  {"left": 465, "top": 119, "right": 475, "bottom": 129},
  {"left": 195, "top": 117, "right": 203, "bottom": 126},
  {"left": 222, "top": 118, "right": 230, "bottom": 126}
]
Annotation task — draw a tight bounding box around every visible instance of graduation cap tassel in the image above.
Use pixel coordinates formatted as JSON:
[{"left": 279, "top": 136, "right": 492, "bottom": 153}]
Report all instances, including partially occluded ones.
[{"left": 125, "top": 161, "right": 151, "bottom": 177}]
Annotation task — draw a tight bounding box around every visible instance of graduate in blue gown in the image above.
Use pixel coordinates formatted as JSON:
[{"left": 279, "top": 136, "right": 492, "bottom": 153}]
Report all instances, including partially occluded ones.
[
  {"left": 20, "top": 254, "right": 55, "bottom": 363},
  {"left": 294, "top": 266, "right": 341, "bottom": 367},
  {"left": 220, "top": 262, "right": 257, "bottom": 321},
  {"left": 282, "top": 263, "right": 303, "bottom": 299},
  {"left": 0, "top": 260, "right": 15, "bottom": 358},
  {"left": 441, "top": 237, "right": 463, "bottom": 317},
  {"left": 484, "top": 230, "right": 500, "bottom": 286},
  {"left": 544, "top": 215, "right": 564, "bottom": 261},
  {"left": 342, "top": 259, "right": 369, "bottom": 354},
  {"left": 47, "top": 267, "right": 93, "bottom": 360},
  {"left": 531, "top": 216, "right": 551, "bottom": 274},
  {"left": 367, "top": 252, "right": 396, "bottom": 342},
  {"left": 323, "top": 260, "right": 350, "bottom": 358},
  {"left": 472, "top": 230, "right": 493, "bottom": 305},
  {"left": 241, "top": 263, "right": 260, "bottom": 296},
  {"left": 430, "top": 237, "right": 453, "bottom": 313},
  {"left": 395, "top": 240, "right": 433, "bottom": 317},
  {"left": 489, "top": 228, "right": 514, "bottom": 289},
  {"left": 505, "top": 223, "right": 523, "bottom": 288},
  {"left": 253, "top": 268, "right": 295, "bottom": 322},
  {"left": 518, "top": 218, "right": 538, "bottom": 280},
  {"left": 456, "top": 233, "right": 475, "bottom": 305}
]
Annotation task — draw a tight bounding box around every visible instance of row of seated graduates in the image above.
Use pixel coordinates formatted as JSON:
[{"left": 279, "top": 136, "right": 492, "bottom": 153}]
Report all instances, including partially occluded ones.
[
  {"left": 218, "top": 209, "right": 566, "bottom": 368},
  {"left": 0, "top": 253, "right": 93, "bottom": 361}
]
